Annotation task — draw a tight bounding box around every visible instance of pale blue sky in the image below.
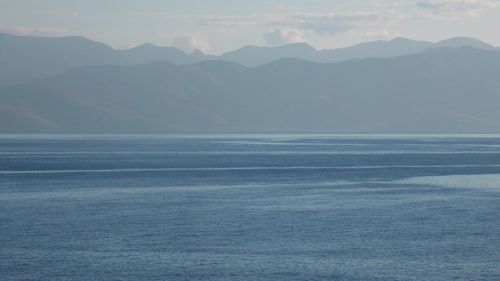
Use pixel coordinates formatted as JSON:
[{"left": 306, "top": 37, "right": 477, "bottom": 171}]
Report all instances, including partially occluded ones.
[{"left": 1, "top": 0, "right": 499, "bottom": 54}]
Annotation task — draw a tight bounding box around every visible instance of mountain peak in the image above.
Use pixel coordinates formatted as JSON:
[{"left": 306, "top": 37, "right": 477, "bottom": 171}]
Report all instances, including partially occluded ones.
[
  {"left": 437, "top": 37, "right": 494, "bottom": 50},
  {"left": 132, "top": 43, "right": 158, "bottom": 49},
  {"left": 280, "top": 42, "right": 317, "bottom": 51},
  {"left": 390, "top": 37, "right": 413, "bottom": 42},
  {"left": 190, "top": 49, "right": 205, "bottom": 56},
  {"left": 226, "top": 42, "right": 315, "bottom": 53}
]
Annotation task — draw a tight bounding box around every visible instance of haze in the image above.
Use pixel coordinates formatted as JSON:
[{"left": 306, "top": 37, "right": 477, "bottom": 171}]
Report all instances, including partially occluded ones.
[{"left": 1, "top": 0, "right": 500, "bottom": 54}]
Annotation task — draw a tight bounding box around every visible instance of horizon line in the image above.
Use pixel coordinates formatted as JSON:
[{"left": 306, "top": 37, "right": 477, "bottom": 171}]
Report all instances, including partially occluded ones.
[{"left": 1, "top": 31, "right": 497, "bottom": 55}]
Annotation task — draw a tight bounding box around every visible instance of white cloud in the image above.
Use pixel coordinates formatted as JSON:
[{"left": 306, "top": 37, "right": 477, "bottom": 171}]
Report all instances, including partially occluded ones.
[
  {"left": 416, "top": 0, "right": 500, "bottom": 19},
  {"left": 136, "top": 0, "right": 500, "bottom": 43},
  {"left": 271, "top": 12, "right": 390, "bottom": 35},
  {"left": 153, "top": 12, "right": 396, "bottom": 36},
  {"left": 366, "top": 29, "right": 401, "bottom": 40},
  {"left": 172, "top": 36, "right": 210, "bottom": 53},
  {"left": 263, "top": 27, "right": 305, "bottom": 45},
  {"left": 0, "top": 26, "right": 76, "bottom": 37}
]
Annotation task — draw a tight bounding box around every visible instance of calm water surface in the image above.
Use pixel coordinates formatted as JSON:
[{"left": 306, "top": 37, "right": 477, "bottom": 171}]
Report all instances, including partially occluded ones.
[{"left": 1, "top": 135, "right": 500, "bottom": 280}]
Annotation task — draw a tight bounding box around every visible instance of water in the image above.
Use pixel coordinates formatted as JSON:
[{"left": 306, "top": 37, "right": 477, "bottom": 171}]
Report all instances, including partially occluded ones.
[{"left": 1, "top": 134, "right": 500, "bottom": 280}]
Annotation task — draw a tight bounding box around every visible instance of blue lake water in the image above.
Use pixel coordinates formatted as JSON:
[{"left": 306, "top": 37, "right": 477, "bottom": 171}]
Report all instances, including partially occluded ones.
[{"left": 1, "top": 134, "right": 500, "bottom": 280}]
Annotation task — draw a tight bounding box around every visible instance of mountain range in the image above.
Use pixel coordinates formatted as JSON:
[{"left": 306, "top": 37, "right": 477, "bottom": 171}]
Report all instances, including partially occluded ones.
[
  {"left": 1, "top": 33, "right": 500, "bottom": 133},
  {"left": 1, "top": 32, "right": 496, "bottom": 85}
]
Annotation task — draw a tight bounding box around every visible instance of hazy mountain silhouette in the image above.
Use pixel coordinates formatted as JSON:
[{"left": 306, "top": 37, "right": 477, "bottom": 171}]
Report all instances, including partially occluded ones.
[
  {"left": 0, "top": 33, "right": 213, "bottom": 85},
  {"left": 221, "top": 38, "right": 435, "bottom": 66},
  {"left": 1, "top": 32, "right": 497, "bottom": 85},
  {"left": 0, "top": 33, "right": 124, "bottom": 85},
  {"left": 219, "top": 37, "right": 496, "bottom": 66},
  {"left": 317, "top": 37, "right": 433, "bottom": 62},
  {"left": 220, "top": 43, "right": 319, "bottom": 66},
  {"left": 121, "top": 43, "right": 215, "bottom": 65},
  {"left": 436, "top": 37, "right": 495, "bottom": 50},
  {"left": 2, "top": 47, "right": 500, "bottom": 133}
]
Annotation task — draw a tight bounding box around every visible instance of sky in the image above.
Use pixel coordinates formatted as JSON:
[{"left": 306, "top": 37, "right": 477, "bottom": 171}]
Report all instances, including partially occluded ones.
[{"left": 0, "top": 0, "right": 499, "bottom": 54}]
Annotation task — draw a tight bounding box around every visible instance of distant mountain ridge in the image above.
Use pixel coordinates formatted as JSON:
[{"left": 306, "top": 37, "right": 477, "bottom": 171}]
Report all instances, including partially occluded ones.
[
  {"left": 2, "top": 46, "right": 500, "bottom": 133},
  {"left": 224, "top": 37, "right": 497, "bottom": 66},
  {"left": 0, "top": 33, "right": 213, "bottom": 85},
  {"left": 0, "top": 32, "right": 497, "bottom": 85}
]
